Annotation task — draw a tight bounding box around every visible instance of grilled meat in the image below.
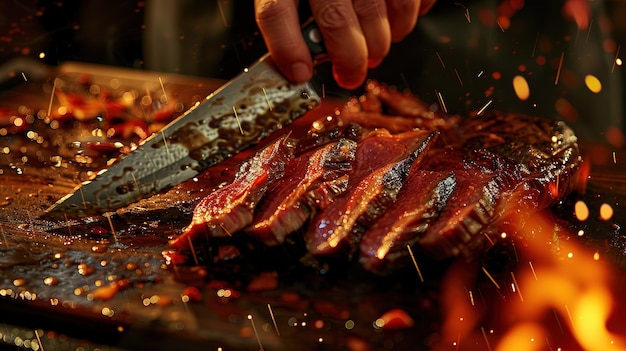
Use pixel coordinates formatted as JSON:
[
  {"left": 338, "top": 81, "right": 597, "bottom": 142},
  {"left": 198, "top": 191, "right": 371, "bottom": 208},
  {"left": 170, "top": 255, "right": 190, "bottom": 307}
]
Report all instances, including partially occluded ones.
[
  {"left": 168, "top": 81, "right": 581, "bottom": 273},
  {"left": 169, "top": 135, "right": 293, "bottom": 252},
  {"left": 246, "top": 138, "right": 357, "bottom": 246}
]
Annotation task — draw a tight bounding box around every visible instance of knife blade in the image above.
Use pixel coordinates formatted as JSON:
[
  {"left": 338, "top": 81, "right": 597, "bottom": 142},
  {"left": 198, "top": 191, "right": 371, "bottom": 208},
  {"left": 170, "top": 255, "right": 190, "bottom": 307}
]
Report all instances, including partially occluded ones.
[{"left": 46, "top": 21, "right": 325, "bottom": 217}]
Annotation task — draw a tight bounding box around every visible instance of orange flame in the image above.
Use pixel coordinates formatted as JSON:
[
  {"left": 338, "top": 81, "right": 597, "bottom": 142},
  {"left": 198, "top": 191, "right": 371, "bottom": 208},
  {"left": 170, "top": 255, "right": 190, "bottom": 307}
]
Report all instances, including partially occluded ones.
[{"left": 435, "top": 206, "right": 626, "bottom": 350}]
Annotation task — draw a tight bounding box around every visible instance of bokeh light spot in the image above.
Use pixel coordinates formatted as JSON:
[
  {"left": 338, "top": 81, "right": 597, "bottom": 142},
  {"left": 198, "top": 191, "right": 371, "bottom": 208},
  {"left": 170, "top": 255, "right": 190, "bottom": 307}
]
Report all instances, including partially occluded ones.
[
  {"left": 513, "top": 75, "right": 530, "bottom": 101},
  {"left": 584, "top": 74, "right": 602, "bottom": 93}
]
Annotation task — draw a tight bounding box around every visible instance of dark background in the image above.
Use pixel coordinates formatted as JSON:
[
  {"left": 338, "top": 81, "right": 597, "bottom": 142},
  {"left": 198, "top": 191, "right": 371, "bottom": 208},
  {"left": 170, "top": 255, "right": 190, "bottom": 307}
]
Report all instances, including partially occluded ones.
[{"left": 1, "top": 0, "right": 625, "bottom": 142}]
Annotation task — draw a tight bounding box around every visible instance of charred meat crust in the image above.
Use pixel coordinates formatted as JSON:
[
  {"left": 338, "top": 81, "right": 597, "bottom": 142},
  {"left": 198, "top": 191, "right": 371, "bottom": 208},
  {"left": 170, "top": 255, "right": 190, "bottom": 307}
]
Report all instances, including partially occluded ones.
[
  {"left": 169, "top": 80, "right": 581, "bottom": 274},
  {"left": 245, "top": 138, "right": 357, "bottom": 246},
  {"left": 169, "top": 135, "right": 293, "bottom": 251}
]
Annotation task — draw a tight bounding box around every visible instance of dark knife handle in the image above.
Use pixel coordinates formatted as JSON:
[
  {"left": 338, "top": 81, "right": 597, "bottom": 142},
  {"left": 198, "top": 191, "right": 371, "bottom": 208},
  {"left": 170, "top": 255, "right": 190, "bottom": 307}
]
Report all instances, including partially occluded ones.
[{"left": 301, "top": 19, "right": 328, "bottom": 64}]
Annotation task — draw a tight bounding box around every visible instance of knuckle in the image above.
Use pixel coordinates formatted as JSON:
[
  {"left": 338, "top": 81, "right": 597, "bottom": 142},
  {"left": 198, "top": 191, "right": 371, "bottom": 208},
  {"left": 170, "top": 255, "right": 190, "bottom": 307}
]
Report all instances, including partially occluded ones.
[
  {"left": 390, "top": 0, "right": 419, "bottom": 14},
  {"left": 255, "top": 0, "right": 289, "bottom": 21},
  {"left": 352, "top": 0, "right": 386, "bottom": 19},
  {"left": 314, "top": 1, "right": 356, "bottom": 30}
]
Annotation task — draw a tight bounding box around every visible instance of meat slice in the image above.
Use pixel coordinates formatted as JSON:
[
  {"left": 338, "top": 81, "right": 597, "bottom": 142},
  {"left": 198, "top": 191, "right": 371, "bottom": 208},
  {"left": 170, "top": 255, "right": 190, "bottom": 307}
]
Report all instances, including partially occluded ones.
[
  {"left": 359, "top": 171, "right": 456, "bottom": 273},
  {"left": 414, "top": 151, "right": 529, "bottom": 260},
  {"left": 246, "top": 138, "right": 357, "bottom": 246},
  {"left": 306, "top": 129, "right": 437, "bottom": 256},
  {"left": 169, "top": 136, "right": 293, "bottom": 252}
]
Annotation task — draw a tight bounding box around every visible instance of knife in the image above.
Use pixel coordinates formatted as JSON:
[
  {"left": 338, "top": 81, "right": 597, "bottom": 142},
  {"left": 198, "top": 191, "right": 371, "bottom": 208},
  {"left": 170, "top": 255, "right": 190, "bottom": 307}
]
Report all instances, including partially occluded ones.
[{"left": 46, "top": 20, "right": 325, "bottom": 217}]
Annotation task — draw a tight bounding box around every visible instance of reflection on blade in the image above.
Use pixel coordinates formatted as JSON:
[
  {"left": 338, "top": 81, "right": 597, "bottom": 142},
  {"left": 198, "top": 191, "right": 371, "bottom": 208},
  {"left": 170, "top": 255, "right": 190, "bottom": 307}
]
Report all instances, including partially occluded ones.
[{"left": 46, "top": 54, "right": 321, "bottom": 217}]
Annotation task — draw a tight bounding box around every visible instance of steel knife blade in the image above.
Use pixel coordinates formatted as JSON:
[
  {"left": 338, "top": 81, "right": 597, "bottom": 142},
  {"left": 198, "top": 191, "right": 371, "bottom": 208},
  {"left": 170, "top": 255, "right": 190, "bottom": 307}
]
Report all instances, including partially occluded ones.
[{"left": 46, "top": 23, "right": 325, "bottom": 217}]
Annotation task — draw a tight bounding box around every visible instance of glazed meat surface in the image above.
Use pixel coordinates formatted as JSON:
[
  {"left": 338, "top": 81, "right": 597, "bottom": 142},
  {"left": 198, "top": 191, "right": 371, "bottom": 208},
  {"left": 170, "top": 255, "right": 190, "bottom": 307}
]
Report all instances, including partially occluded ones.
[{"left": 169, "top": 81, "right": 581, "bottom": 273}]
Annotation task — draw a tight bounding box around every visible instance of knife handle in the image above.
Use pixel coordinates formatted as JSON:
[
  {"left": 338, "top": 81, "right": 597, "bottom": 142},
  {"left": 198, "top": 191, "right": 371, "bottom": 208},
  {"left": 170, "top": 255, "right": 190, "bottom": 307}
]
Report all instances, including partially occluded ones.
[{"left": 301, "top": 19, "right": 328, "bottom": 64}]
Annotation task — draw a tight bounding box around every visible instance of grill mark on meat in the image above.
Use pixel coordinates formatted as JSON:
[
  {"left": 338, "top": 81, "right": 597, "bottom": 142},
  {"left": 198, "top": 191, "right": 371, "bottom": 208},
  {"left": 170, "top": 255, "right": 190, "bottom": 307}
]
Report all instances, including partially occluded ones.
[
  {"left": 306, "top": 130, "right": 437, "bottom": 256},
  {"left": 246, "top": 139, "right": 357, "bottom": 246},
  {"left": 169, "top": 135, "right": 293, "bottom": 251},
  {"left": 415, "top": 151, "right": 528, "bottom": 260},
  {"left": 359, "top": 171, "right": 456, "bottom": 273},
  {"left": 304, "top": 175, "right": 350, "bottom": 211}
]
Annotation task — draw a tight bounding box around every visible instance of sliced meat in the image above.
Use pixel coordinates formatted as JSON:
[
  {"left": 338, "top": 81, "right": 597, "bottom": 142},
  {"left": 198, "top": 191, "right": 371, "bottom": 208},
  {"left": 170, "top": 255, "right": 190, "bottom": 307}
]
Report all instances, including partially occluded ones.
[
  {"left": 306, "top": 129, "right": 437, "bottom": 256},
  {"left": 416, "top": 153, "right": 528, "bottom": 260},
  {"left": 246, "top": 138, "right": 357, "bottom": 246},
  {"left": 170, "top": 80, "right": 582, "bottom": 275},
  {"left": 359, "top": 171, "right": 456, "bottom": 273},
  {"left": 169, "top": 136, "right": 293, "bottom": 252},
  {"left": 304, "top": 175, "right": 350, "bottom": 211}
]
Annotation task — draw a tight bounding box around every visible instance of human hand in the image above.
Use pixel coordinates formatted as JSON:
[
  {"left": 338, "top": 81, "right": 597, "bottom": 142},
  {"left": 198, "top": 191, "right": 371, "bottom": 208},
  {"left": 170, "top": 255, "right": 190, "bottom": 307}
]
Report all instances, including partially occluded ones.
[{"left": 254, "top": 0, "right": 436, "bottom": 90}]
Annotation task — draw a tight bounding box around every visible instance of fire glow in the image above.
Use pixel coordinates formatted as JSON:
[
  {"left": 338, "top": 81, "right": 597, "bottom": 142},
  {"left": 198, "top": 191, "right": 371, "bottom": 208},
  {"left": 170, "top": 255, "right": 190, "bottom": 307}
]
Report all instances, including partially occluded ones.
[{"left": 436, "top": 211, "right": 626, "bottom": 351}]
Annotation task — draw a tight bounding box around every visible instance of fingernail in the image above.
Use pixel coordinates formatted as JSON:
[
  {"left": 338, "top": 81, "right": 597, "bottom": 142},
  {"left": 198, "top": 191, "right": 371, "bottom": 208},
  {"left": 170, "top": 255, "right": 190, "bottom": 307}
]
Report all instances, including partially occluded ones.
[{"left": 289, "top": 62, "right": 312, "bottom": 83}]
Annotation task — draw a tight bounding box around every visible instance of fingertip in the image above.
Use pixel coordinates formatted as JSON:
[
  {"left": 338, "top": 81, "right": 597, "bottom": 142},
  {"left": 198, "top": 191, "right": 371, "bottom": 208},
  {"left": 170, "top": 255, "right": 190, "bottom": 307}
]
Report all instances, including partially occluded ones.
[
  {"left": 333, "top": 68, "right": 366, "bottom": 90},
  {"left": 368, "top": 58, "right": 383, "bottom": 69},
  {"left": 287, "top": 62, "right": 314, "bottom": 83}
]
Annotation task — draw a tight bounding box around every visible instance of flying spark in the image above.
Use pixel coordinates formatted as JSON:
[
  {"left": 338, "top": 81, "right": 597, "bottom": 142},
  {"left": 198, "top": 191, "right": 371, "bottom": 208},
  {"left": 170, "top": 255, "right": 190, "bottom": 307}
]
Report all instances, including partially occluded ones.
[
  {"left": 35, "top": 329, "right": 44, "bottom": 351},
  {"left": 47, "top": 84, "right": 56, "bottom": 118},
  {"left": 161, "top": 131, "right": 172, "bottom": 160},
  {"left": 554, "top": 52, "right": 565, "bottom": 85},
  {"left": 248, "top": 314, "right": 264, "bottom": 351},
  {"left": 497, "top": 20, "right": 505, "bottom": 32},
  {"left": 217, "top": 0, "right": 229, "bottom": 27},
  {"left": 268, "top": 304, "right": 280, "bottom": 336},
  {"left": 481, "top": 327, "right": 493, "bottom": 351},
  {"left": 435, "top": 51, "right": 446, "bottom": 69},
  {"left": 511, "top": 272, "right": 523, "bottom": 302},
  {"left": 407, "top": 245, "right": 424, "bottom": 282},
  {"left": 476, "top": 100, "right": 493, "bottom": 116},
  {"left": 564, "top": 304, "right": 575, "bottom": 331},
  {"left": 482, "top": 266, "right": 500, "bottom": 289},
  {"left": 454, "top": 68, "right": 463, "bottom": 87},
  {"left": 586, "top": 18, "right": 594, "bottom": 43},
  {"left": 529, "top": 261, "right": 538, "bottom": 280},
  {"left": 436, "top": 90, "right": 448, "bottom": 113},
  {"left": 532, "top": 33, "right": 539, "bottom": 57},
  {"left": 105, "top": 212, "right": 118, "bottom": 244},
  {"left": 233, "top": 106, "right": 245, "bottom": 135},
  {"left": 483, "top": 233, "right": 495, "bottom": 246},
  {"left": 130, "top": 171, "right": 139, "bottom": 195},
  {"left": 21, "top": 72, "right": 27, "bottom": 81},
  {"left": 218, "top": 223, "right": 233, "bottom": 236},
  {"left": 549, "top": 309, "right": 565, "bottom": 336},
  {"left": 262, "top": 88, "right": 273, "bottom": 111},
  {"left": 158, "top": 77, "right": 168, "bottom": 104},
  {"left": 454, "top": 2, "right": 471, "bottom": 23},
  {"left": 79, "top": 186, "right": 87, "bottom": 209},
  {"left": 612, "top": 45, "right": 621, "bottom": 73}
]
